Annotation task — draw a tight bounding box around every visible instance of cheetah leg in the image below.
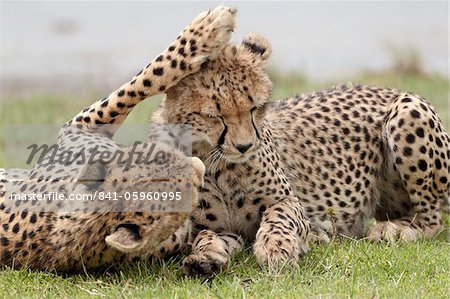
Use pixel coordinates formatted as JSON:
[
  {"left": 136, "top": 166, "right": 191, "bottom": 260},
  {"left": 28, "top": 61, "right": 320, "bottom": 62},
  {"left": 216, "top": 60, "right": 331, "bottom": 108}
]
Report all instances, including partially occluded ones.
[
  {"left": 253, "top": 199, "right": 310, "bottom": 269},
  {"left": 368, "top": 94, "right": 449, "bottom": 242},
  {"left": 65, "top": 5, "right": 236, "bottom": 138},
  {"left": 181, "top": 230, "right": 244, "bottom": 278}
]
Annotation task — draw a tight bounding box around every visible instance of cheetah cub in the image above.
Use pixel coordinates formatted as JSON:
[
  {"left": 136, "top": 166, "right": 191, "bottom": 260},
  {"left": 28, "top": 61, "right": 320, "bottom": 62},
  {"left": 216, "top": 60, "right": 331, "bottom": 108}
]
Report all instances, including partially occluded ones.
[{"left": 152, "top": 28, "right": 449, "bottom": 276}]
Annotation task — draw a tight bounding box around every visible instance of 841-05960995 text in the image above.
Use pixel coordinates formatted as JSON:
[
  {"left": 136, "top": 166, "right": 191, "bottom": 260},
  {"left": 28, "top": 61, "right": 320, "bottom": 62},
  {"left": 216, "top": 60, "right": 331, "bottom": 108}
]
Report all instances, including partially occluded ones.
[{"left": 8, "top": 191, "right": 182, "bottom": 202}]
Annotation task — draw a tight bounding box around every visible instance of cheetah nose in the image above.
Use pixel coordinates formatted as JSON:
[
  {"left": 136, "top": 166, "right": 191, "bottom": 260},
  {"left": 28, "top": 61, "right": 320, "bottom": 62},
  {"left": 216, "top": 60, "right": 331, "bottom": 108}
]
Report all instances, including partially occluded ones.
[{"left": 235, "top": 143, "right": 253, "bottom": 154}]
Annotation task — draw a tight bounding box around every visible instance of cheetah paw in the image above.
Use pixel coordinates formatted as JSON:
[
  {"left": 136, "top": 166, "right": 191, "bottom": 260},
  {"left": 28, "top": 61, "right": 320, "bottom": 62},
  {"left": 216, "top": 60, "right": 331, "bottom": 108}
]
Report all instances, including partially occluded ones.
[
  {"left": 189, "top": 5, "right": 236, "bottom": 59},
  {"left": 367, "top": 220, "right": 421, "bottom": 243},
  {"left": 191, "top": 157, "right": 205, "bottom": 188},
  {"left": 181, "top": 253, "right": 226, "bottom": 278},
  {"left": 253, "top": 232, "right": 308, "bottom": 270},
  {"left": 307, "top": 226, "right": 332, "bottom": 244}
]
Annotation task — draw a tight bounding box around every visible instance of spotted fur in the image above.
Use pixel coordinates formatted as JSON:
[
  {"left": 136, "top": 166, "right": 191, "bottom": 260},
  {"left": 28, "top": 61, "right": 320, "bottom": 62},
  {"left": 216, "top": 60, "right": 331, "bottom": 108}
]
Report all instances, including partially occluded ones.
[{"left": 151, "top": 32, "right": 450, "bottom": 276}]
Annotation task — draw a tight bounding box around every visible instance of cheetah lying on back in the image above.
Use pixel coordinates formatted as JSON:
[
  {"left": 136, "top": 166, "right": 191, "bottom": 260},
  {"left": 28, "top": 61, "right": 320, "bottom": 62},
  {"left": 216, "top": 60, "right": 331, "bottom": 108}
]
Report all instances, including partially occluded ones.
[
  {"left": 0, "top": 6, "right": 235, "bottom": 272},
  {"left": 146, "top": 10, "right": 449, "bottom": 276}
]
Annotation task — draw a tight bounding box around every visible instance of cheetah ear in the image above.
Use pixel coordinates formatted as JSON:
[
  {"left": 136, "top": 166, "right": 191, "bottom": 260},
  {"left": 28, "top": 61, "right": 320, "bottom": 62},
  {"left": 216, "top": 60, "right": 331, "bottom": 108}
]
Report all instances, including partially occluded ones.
[
  {"left": 242, "top": 33, "right": 271, "bottom": 62},
  {"left": 105, "top": 224, "right": 144, "bottom": 253}
]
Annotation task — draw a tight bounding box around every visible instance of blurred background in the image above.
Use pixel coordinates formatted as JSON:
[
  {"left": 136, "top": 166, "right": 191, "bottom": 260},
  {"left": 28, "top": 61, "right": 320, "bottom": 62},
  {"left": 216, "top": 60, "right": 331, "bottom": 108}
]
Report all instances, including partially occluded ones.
[{"left": 0, "top": 1, "right": 448, "bottom": 165}]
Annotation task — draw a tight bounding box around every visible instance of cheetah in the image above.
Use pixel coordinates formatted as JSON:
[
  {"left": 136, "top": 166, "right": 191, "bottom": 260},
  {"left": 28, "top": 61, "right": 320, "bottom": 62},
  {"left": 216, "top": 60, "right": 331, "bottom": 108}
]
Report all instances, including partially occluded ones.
[
  {"left": 0, "top": 6, "right": 236, "bottom": 272},
  {"left": 150, "top": 24, "right": 450, "bottom": 276}
]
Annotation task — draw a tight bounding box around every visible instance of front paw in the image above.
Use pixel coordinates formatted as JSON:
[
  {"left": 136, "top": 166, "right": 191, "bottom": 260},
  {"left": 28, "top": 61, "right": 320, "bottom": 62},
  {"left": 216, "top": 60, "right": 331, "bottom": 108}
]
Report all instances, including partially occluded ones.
[
  {"left": 254, "top": 226, "right": 308, "bottom": 269},
  {"left": 367, "top": 220, "right": 421, "bottom": 243},
  {"left": 181, "top": 252, "right": 226, "bottom": 278},
  {"left": 188, "top": 5, "right": 236, "bottom": 59}
]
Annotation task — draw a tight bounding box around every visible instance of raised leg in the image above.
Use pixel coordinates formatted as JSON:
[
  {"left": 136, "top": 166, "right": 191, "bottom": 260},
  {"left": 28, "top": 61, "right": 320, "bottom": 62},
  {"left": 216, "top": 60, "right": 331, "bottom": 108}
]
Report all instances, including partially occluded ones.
[
  {"left": 368, "top": 94, "right": 449, "bottom": 242},
  {"left": 65, "top": 6, "right": 236, "bottom": 138}
]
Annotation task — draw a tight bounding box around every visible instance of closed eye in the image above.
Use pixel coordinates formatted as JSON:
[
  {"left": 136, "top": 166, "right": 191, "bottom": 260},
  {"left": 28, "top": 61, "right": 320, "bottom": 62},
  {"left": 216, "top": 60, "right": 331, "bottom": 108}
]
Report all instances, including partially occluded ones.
[
  {"left": 251, "top": 102, "right": 268, "bottom": 114},
  {"left": 198, "top": 112, "right": 220, "bottom": 120}
]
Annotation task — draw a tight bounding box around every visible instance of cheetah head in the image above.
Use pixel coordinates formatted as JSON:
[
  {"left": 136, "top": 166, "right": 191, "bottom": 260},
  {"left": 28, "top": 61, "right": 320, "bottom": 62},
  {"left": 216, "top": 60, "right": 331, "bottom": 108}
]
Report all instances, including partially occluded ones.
[
  {"left": 76, "top": 143, "right": 205, "bottom": 255},
  {"left": 160, "top": 34, "right": 272, "bottom": 163}
]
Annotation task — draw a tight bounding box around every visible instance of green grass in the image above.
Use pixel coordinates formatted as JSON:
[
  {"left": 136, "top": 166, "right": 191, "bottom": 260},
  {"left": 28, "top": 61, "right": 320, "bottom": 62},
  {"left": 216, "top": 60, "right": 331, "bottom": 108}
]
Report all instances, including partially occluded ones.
[
  {"left": 1, "top": 72, "right": 449, "bottom": 298},
  {"left": 0, "top": 224, "right": 449, "bottom": 298}
]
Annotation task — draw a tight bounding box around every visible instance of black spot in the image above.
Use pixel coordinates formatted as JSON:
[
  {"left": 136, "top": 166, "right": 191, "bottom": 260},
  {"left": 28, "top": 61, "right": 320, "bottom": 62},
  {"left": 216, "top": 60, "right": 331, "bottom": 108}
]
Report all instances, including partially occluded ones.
[
  {"left": 226, "top": 163, "right": 236, "bottom": 170},
  {"left": 403, "top": 147, "right": 413, "bottom": 157},
  {"left": 110, "top": 111, "right": 119, "bottom": 118},
  {"left": 258, "top": 205, "right": 266, "bottom": 217},
  {"left": 418, "top": 159, "right": 428, "bottom": 171},
  {"left": 0, "top": 237, "right": 9, "bottom": 246},
  {"left": 153, "top": 67, "right": 164, "bottom": 76},
  {"left": 155, "top": 55, "right": 163, "bottom": 62},
  {"left": 170, "top": 60, "right": 177, "bottom": 68},
  {"left": 117, "top": 102, "right": 126, "bottom": 108},
  {"left": 410, "top": 109, "right": 421, "bottom": 119},
  {"left": 117, "top": 89, "right": 125, "bottom": 97},
  {"left": 12, "top": 223, "right": 20, "bottom": 234},
  {"left": 401, "top": 98, "right": 412, "bottom": 103},
  {"left": 237, "top": 197, "right": 245, "bottom": 208},
  {"left": 406, "top": 134, "right": 416, "bottom": 144},
  {"left": 435, "top": 159, "right": 442, "bottom": 169},
  {"left": 415, "top": 127, "right": 425, "bottom": 138},
  {"left": 159, "top": 85, "right": 166, "bottom": 92},
  {"left": 30, "top": 214, "right": 37, "bottom": 223},
  {"left": 252, "top": 198, "right": 261, "bottom": 205},
  {"left": 20, "top": 210, "right": 28, "bottom": 219},
  {"left": 143, "top": 79, "right": 152, "bottom": 87},
  {"left": 180, "top": 61, "right": 187, "bottom": 71},
  {"left": 127, "top": 91, "right": 136, "bottom": 97}
]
